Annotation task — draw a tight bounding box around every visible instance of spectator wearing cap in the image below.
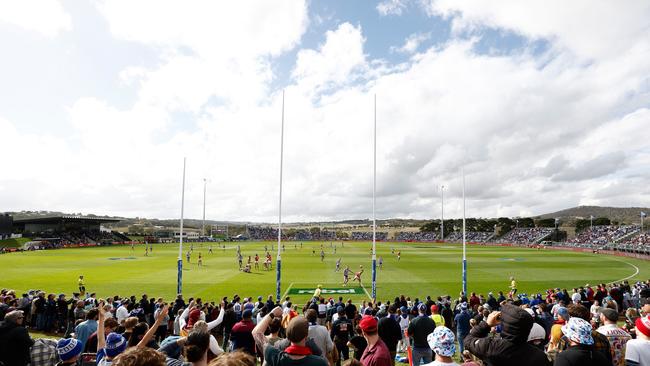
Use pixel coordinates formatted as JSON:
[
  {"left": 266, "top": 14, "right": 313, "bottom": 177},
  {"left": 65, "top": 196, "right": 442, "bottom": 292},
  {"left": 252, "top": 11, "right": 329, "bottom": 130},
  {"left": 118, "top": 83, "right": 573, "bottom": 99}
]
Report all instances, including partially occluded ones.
[
  {"left": 430, "top": 305, "right": 444, "bottom": 327},
  {"left": 425, "top": 326, "right": 458, "bottom": 366},
  {"left": 254, "top": 308, "right": 328, "bottom": 366},
  {"left": 597, "top": 307, "right": 631, "bottom": 366},
  {"left": 453, "top": 303, "right": 471, "bottom": 355},
  {"left": 555, "top": 317, "right": 609, "bottom": 366},
  {"left": 407, "top": 303, "right": 436, "bottom": 364},
  {"left": 230, "top": 308, "right": 256, "bottom": 355},
  {"left": 331, "top": 305, "right": 354, "bottom": 366},
  {"left": 625, "top": 315, "right": 650, "bottom": 366},
  {"left": 56, "top": 338, "right": 83, "bottom": 365},
  {"left": 463, "top": 304, "right": 550, "bottom": 366},
  {"left": 397, "top": 306, "right": 410, "bottom": 353},
  {"left": 359, "top": 315, "right": 392, "bottom": 366},
  {"left": 0, "top": 310, "right": 33, "bottom": 366}
]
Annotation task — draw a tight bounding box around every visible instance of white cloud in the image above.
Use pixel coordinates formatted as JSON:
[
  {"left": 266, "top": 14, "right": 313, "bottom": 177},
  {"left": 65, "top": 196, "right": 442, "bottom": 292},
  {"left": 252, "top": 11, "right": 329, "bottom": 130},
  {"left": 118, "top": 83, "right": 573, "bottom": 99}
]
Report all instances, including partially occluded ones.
[
  {"left": 0, "top": 0, "right": 71, "bottom": 37},
  {"left": 423, "top": 0, "right": 650, "bottom": 60},
  {"left": 292, "top": 23, "right": 366, "bottom": 95},
  {"left": 377, "top": 0, "right": 409, "bottom": 16},
  {"left": 391, "top": 32, "right": 431, "bottom": 54},
  {"left": 1, "top": 2, "right": 650, "bottom": 222}
]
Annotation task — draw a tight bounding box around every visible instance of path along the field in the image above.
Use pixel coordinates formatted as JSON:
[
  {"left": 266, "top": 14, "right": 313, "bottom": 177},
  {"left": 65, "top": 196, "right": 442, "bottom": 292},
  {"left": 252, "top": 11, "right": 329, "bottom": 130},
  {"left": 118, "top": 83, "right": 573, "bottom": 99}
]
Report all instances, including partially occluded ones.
[{"left": 1, "top": 241, "right": 647, "bottom": 304}]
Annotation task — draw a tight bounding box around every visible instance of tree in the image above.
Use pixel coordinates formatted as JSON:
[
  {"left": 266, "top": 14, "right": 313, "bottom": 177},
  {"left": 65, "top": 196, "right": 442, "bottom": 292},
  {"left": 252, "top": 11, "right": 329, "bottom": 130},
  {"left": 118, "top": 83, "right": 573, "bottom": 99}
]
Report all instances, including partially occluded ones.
[
  {"left": 536, "top": 218, "right": 556, "bottom": 228},
  {"left": 518, "top": 217, "right": 535, "bottom": 228},
  {"left": 497, "top": 217, "right": 515, "bottom": 233}
]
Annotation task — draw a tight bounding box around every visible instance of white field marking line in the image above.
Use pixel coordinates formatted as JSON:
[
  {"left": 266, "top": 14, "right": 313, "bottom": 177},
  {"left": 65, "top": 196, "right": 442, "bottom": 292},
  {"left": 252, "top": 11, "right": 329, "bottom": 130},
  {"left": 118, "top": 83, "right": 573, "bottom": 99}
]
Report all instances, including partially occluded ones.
[
  {"left": 606, "top": 258, "right": 640, "bottom": 284},
  {"left": 282, "top": 282, "right": 294, "bottom": 299},
  {"left": 359, "top": 283, "right": 372, "bottom": 300}
]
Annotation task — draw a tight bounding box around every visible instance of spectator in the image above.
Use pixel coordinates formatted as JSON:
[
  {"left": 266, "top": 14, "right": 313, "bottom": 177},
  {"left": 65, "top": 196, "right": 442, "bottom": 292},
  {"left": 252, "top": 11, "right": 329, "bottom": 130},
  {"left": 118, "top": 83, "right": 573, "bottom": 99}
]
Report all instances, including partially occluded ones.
[
  {"left": 74, "top": 308, "right": 99, "bottom": 351},
  {"left": 453, "top": 303, "right": 471, "bottom": 354},
  {"left": 112, "top": 346, "right": 166, "bottom": 366},
  {"left": 625, "top": 315, "right": 650, "bottom": 366},
  {"left": 377, "top": 305, "right": 402, "bottom": 365},
  {"left": 207, "top": 350, "right": 256, "bottom": 366},
  {"left": 555, "top": 317, "right": 609, "bottom": 366},
  {"left": 55, "top": 338, "right": 83, "bottom": 365},
  {"left": 558, "top": 304, "right": 612, "bottom": 363},
  {"left": 183, "top": 330, "right": 211, "bottom": 366},
  {"left": 0, "top": 310, "right": 33, "bottom": 366},
  {"left": 331, "top": 306, "right": 354, "bottom": 366},
  {"left": 407, "top": 303, "right": 436, "bottom": 364},
  {"left": 86, "top": 317, "right": 119, "bottom": 352},
  {"left": 255, "top": 309, "right": 328, "bottom": 366},
  {"left": 597, "top": 307, "right": 631, "bottom": 366},
  {"left": 230, "top": 309, "right": 256, "bottom": 355},
  {"left": 425, "top": 326, "right": 458, "bottom": 366},
  {"left": 306, "top": 309, "right": 334, "bottom": 363},
  {"left": 116, "top": 300, "right": 130, "bottom": 325},
  {"left": 359, "top": 315, "right": 392, "bottom": 366},
  {"left": 463, "top": 304, "right": 550, "bottom": 366}
]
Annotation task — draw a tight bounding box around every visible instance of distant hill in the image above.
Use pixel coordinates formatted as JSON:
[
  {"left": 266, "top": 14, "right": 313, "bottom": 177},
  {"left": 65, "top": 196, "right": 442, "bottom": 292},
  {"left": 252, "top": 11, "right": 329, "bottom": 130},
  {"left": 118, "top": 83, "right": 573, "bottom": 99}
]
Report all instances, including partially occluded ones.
[{"left": 538, "top": 206, "right": 649, "bottom": 225}]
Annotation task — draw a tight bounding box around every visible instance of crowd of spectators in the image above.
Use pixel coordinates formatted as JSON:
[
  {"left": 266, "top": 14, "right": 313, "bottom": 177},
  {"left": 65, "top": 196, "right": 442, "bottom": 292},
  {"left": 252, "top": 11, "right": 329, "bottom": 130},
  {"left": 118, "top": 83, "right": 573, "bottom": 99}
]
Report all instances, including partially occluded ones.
[
  {"left": 394, "top": 232, "right": 438, "bottom": 241},
  {"left": 350, "top": 232, "right": 388, "bottom": 241},
  {"left": 497, "top": 228, "right": 554, "bottom": 244},
  {"left": 1, "top": 280, "right": 649, "bottom": 366},
  {"left": 443, "top": 232, "right": 493, "bottom": 243},
  {"left": 247, "top": 228, "right": 341, "bottom": 242},
  {"left": 568, "top": 226, "right": 640, "bottom": 247}
]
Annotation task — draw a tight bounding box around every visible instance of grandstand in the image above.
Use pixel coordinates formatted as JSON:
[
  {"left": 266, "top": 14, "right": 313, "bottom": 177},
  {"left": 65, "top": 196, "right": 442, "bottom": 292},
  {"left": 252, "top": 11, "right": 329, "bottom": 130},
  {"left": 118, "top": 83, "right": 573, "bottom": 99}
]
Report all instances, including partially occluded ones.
[
  {"left": 444, "top": 231, "right": 494, "bottom": 242},
  {"left": 568, "top": 225, "right": 640, "bottom": 246},
  {"left": 11, "top": 215, "right": 128, "bottom": 246},
  {"left": 496, "top": 227, "right": 553, "bottom": 244}
]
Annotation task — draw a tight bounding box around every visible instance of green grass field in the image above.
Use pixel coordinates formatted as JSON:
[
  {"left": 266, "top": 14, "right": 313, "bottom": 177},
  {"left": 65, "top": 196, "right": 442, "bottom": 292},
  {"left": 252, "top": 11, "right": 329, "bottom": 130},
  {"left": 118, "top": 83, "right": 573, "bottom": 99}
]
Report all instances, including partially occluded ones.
[{"left": 1, "top": 241, "right": 647, "bottom": 304}]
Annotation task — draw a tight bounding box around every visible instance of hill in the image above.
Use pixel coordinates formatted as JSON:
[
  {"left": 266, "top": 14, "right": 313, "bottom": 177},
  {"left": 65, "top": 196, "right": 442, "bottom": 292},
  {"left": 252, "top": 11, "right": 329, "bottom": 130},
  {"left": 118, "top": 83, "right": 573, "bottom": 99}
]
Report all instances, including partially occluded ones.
[{"left": 538, "top": 206, "right": 649, "bottom": 225}]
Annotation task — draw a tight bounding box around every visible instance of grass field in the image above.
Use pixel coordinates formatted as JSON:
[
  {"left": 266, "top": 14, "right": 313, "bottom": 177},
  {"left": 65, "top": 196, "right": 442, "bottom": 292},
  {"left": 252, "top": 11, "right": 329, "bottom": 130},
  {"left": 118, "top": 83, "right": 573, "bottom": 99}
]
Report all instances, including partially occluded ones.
[{"left": 1, "top": 241, "right": 647, "bottom": 304}]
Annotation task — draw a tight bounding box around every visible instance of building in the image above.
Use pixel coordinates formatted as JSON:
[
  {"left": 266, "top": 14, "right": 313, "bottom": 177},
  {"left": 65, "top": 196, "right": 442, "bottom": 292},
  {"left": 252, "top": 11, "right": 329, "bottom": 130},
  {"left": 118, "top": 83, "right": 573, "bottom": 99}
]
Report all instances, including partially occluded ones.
[{"left": 0, "top": 214, "right": 12, "bottom": 240}]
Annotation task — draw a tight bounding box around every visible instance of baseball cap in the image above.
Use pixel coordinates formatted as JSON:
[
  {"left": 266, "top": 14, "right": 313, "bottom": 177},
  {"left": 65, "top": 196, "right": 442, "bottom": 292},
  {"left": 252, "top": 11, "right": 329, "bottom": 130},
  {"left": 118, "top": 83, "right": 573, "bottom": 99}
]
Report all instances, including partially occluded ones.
[
  {"left": 359, "top": 315, "right": 378, "bottom": 333},
  {"left": 336, "top": 306, "right": 344, "bottom": 313},
  {"left": 418, "top": 303, "right": 427, "bottom": 313},
  {"left": 242, "top": 309, "right": 253, "bottom": 318},
  {"left": 460, "top": 302, "right": 468, "bottom": 311},
  {"left": 430, "top": 304, "right": 438, "bottom": 313},
  {"left": 600, "top": 308, "right": 618, "bottom": 322}
]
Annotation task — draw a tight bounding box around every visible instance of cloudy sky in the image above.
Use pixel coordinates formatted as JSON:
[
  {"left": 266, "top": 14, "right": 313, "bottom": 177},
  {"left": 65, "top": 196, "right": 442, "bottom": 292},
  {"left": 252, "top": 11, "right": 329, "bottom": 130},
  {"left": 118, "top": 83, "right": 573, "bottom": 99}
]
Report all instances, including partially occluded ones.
[{"left": 1, "top": 1, "right": 649, "bottom": 222}]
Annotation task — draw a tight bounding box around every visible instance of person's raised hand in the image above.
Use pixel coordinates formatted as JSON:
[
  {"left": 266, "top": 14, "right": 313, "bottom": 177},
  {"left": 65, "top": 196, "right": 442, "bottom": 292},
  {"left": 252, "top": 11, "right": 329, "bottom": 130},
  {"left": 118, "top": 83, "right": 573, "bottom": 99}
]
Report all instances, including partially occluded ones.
[
  {"left": 157, "top": 304, "right": 169, "bottom": 321},
  {"left": 486, "top": 311, "right": 501, "bottom": 327}
]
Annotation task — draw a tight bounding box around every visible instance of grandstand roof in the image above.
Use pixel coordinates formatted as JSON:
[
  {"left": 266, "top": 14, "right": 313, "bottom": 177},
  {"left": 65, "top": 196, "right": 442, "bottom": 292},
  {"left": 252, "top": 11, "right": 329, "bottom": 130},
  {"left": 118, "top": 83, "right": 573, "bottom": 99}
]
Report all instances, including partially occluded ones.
[{"left": 13, "top": 215, "right": 121, "bottom": 224}]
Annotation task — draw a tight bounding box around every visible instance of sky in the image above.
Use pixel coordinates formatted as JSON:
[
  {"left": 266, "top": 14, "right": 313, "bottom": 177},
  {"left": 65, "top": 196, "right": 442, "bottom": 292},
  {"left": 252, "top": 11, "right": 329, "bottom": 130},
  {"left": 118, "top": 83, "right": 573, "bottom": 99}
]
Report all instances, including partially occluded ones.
[{"left": 1, "top": 1, "right": 649, "bottom": 223}]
